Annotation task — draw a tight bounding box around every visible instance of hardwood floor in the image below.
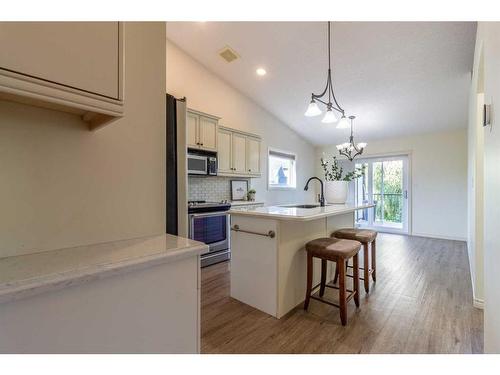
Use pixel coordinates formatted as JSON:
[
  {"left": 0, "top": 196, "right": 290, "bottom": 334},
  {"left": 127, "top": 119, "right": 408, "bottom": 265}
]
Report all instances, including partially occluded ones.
[{"left": 201, "top": 233, "right": 483, "bottom": 354}]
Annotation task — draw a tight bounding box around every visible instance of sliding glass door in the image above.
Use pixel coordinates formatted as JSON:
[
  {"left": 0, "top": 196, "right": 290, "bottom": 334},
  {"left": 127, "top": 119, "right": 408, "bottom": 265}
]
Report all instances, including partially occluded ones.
[{"left": 354, "top": 155, "right": 409, "bottom": 234}]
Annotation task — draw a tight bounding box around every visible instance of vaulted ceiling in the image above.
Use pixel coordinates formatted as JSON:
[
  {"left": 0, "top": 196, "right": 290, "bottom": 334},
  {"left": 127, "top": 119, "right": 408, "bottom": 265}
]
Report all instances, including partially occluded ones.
[{"left": 166, "top": 22, "right": 476, "bottom": 145}]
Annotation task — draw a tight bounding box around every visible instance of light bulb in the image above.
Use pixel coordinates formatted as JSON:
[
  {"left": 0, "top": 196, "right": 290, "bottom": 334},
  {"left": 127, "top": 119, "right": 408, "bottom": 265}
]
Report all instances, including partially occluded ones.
[
  {"left": 336, "top": 115, "right": 350, "bottom": 129},
  {"left": 304, "top": 100, "right": 321, "bottom": 117},
  {"left": 336, "top": 144, "right": 343, "bottom": 150},
  {"left": 357, "top": 142, "right": 367, "bottom": 149},
  {"left": 321, "top": 109, "right": 338, "bottom": 123}
]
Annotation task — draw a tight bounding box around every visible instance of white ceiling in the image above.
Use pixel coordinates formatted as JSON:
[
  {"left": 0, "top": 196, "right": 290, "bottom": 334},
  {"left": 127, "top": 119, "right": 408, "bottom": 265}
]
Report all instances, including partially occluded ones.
[{"left": 166, "top": 22, "right": 476, "bottom": 146}]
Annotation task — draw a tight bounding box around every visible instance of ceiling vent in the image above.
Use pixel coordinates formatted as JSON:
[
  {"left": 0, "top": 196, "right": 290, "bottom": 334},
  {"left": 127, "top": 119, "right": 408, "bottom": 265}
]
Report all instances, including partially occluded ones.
[{"left": 218, "top": 46, "right": 240, "bottom": 63}]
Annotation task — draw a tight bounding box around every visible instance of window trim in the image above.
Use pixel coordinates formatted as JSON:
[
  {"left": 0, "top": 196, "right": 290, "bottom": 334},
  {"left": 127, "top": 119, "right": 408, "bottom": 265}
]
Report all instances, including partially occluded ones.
[{"left": 267, "top": 147, "right": 298, "bottom": 191}]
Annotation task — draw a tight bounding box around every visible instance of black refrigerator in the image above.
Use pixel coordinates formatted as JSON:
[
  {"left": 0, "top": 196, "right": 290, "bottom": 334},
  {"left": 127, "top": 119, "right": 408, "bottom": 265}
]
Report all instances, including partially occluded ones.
[{"left": 166, "top": 94, "right": 188, "bottom": 237}]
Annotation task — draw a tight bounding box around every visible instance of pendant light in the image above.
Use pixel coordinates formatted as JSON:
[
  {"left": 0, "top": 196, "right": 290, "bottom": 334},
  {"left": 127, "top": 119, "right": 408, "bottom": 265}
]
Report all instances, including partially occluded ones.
[
  {"left": 335, "top": 116, "right": 367, "bottom": 161},
  {"left": 304, "top": 21, "right": 346, "bottom": 127}
]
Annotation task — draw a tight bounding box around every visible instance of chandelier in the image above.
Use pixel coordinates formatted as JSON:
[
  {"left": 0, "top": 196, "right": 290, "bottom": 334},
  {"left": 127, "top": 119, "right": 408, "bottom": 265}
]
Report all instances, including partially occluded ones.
[
  {"left": 336, "top": 116, "right": 367, "bottom": 161},
  {"left": 304, "top": 21, "right": 349, "bottom": 128}
]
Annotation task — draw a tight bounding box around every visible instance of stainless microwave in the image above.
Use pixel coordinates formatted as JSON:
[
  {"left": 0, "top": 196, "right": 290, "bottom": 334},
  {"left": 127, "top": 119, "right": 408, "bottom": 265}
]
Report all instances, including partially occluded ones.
[{"left": 188, "top": 152, "right": 217, "bottom": 176}]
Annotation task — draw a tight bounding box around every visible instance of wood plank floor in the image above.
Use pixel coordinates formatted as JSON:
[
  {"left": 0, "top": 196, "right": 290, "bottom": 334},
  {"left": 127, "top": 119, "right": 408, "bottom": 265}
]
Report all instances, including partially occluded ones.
[{"left": 201, "top": 233, "right": 483, "bottom": 354}]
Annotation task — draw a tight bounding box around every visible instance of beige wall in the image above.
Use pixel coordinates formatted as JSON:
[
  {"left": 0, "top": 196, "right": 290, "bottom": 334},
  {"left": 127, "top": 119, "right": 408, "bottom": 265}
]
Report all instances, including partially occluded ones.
[
  {"left": 472, "top": 22, "right": 500, "bottom": 353},
  {"left": 166, "top": 39, "right": 316, "bottom": 205},
  {"left": 0, "top": 22, "right": 167, "bottom": 258},
  {"left": 317, "top": 129, "right": 468, "bottom": 241}
]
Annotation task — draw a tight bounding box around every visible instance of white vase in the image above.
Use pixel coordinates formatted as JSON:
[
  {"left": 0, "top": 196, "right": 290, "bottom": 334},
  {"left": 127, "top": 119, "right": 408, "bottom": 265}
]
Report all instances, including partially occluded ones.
[{"left": 325, "top": 181, "right": 349, "bottom": 204}]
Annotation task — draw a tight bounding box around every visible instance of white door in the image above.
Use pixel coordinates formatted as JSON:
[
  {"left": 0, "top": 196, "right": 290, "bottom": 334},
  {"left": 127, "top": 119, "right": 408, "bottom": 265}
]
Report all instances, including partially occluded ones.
[
  {"left": 198, "top": 116, "right": 218, "bottom": 151},
  {"left": 217, "top": 129, "right": 233, "bottom": 174},
  {"left": 246, "top": 137, "right": 261, "bottom": 175},
  {"left": 354, "top": 155, "right": 410, "bottom": 234},
  {"left": 186, "top": 112, "right": 199, "bottom": 149},
  {"left": 232, "top": 133, "right": 247, "bottom": 174}
]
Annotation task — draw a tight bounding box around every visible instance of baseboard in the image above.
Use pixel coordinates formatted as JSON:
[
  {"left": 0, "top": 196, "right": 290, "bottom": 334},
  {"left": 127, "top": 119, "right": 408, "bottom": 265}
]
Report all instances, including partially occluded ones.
[
  {"left": 411, "top": 232, "right": 467, "bottom": 242},
  {"left": 473, "top": 298, "right": 484, "bottom": 309}
]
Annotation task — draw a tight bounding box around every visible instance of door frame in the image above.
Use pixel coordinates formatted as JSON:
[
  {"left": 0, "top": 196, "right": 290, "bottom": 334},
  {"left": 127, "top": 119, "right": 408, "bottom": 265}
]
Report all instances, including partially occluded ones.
[{"left": 354, "top": 151, "right": 412, "bottom": 235}]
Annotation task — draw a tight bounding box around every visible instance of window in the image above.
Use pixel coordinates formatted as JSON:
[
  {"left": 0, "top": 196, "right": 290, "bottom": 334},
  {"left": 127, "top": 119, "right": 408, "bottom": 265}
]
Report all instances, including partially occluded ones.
[{"left": 268, "top": 148, "right": 297, "bottom": 189}]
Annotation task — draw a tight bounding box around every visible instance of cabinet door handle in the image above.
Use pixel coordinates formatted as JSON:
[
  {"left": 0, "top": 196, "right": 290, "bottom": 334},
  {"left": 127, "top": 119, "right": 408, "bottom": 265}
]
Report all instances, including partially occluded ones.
[
  {"left": 200, "top": 143, "right": 204, "bottom": 146},
  {"left": 248, "top": 169, "right": 251, "bottom": 172}
]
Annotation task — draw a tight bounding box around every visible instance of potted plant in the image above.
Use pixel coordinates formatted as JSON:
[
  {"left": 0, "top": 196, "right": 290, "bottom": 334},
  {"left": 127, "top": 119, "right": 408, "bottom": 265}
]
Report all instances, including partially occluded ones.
[
  {"left": 247, "top": 189, "right": 256, "bottom": 201},
  {"left": 321, "top": 155, "right": 364, "bottom": 204}
]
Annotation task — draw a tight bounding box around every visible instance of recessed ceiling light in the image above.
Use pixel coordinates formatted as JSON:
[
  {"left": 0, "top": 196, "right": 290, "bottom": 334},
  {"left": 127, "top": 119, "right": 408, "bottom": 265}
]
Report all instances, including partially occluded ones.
[{"left": 256, "top": 68, "right": 267, "bottom": 76}]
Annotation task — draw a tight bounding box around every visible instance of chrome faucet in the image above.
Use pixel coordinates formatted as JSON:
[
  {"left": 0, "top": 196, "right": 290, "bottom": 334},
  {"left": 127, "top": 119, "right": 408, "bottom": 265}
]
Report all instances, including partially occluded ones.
[{"left": 304, "top": 177, "right": 325, "bottom": 207}]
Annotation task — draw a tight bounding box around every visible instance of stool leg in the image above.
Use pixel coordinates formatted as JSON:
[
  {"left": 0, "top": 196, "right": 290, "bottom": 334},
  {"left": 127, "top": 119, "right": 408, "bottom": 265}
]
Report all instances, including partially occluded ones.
[
  {"left": 304, "top": 252, "right": 313, "bottom": 310},
  {"left": 363, "top": 243, "right": 370, "bottom": 293},
  {"left": 338, "top": 259, "right": 347, "bottom": 325},
  {"left": 319, "top": 259, "right": 327, "bottom": 297},
  {"left": 353, "top": 254, "right": 360, "bottom": 308},
  {"left": 371, "top": 240, "right": 377, "bottom": 282},
  {"left": 333, "top": 262, "right": 339, "bottom": 284}
]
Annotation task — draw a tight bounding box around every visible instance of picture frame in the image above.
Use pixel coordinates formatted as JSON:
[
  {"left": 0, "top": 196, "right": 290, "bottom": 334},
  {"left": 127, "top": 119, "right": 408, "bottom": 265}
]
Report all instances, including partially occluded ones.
[{"left": 230, "top": 180, "right": 249, "bottom": 201}]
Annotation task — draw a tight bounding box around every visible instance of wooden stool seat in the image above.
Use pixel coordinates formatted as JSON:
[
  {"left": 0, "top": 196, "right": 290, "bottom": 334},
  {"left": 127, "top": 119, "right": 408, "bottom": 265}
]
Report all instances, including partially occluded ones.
[
  {"left": 333, "top": 228, "right": 377, "bottom": 243},
  {"left": 303, "top": 237, "right": 362, "bottom": 326},
  {"left": 332, "top": 228, "right": 378, "bottom": 293},
  {"left": 305, "top": 237, "right": 362, "bottom": 260}
]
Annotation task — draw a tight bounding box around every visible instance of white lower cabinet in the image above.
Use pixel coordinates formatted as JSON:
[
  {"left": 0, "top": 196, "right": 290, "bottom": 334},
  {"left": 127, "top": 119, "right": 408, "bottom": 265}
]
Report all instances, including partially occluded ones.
[{"left": 217, "top": 126, "right": 261, "bottom": 177}]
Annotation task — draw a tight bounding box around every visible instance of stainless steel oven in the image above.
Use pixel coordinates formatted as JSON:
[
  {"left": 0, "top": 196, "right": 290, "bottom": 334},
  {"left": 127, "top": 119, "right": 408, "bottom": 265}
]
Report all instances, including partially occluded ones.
[{"left": 188, "top": 201, "right": 231, "bottom": 267}]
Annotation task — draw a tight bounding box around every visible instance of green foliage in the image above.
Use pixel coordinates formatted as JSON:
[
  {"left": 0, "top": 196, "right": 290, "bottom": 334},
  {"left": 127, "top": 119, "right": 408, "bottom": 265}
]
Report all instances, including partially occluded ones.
[
  {"left": 321, "top": 155, "right": 364, "bottom": 182},
  {"left": 372, "top": 161, "right": 403, "bottom": 223}
]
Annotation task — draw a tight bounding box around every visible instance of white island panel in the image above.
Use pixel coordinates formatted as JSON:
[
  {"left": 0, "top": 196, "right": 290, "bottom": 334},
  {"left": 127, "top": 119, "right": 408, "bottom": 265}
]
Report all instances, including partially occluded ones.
[{"left": 230, "top": 216, "right": 278, "bottom": 316}]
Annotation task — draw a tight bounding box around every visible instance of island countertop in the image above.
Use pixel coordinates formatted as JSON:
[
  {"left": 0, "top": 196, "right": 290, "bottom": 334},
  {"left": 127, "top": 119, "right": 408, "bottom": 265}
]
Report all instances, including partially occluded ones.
[
  {"left": 229, "top": 203, "right": 375, "bottom": 222},
  {"left": 0, "top": 234, "right": 208, "bottom": 304}
]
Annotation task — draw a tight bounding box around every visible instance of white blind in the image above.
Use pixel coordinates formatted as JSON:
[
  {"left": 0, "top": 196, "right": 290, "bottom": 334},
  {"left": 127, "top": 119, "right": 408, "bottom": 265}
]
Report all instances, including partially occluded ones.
[{"left": 269, "top": 150, "right": 296, "bottom": 160}]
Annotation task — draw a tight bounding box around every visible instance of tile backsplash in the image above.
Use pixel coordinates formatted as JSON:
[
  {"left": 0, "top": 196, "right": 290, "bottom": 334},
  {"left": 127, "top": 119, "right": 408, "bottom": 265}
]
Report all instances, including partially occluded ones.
[{"left": 188, "top": 176, "right": 251, "bottom": 202}]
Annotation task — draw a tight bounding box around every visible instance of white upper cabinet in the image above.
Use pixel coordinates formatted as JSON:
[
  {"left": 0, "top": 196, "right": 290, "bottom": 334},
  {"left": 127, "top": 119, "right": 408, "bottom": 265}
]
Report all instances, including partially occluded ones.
[
  {"left": 199, "top": 116, "right": 218, "bottom": 151},
  {"left": 217, "top": 126, "right": 261, "bottom": 177},
  {"left": 0, "top": 22, "right": 124, "bottom": 130},
  {"left": 187, "top": 112, "right": 199, "bottom": 149},
  {"left": 217, "top": 128, "right": 233, "bottom": 174},
  {"left": 246, "top": 137, "right": 261, "bottom": 175},
  {"left": 0, "top": 22, "right": 120, "bottom": 98},
  {"left": 186, "top": 109, "right": 219, "bottom": 152},
  {"left": 232, "top": 133, "right": 247, "bottom": 174}
]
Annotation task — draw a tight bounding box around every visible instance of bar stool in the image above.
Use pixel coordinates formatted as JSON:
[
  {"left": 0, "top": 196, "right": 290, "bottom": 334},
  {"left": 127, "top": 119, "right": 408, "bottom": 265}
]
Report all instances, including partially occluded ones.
[
  {"left": 332, "top": 228, "right": 377, "bottom": 293},
  {"left": 303, "top": 237, "right": 362, "bottom": 326}
]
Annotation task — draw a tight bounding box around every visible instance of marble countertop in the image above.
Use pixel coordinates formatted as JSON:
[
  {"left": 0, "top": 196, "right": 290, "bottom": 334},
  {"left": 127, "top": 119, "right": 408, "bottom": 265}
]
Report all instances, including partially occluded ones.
[
  {"left": 0, "top": 234, "right": 208, "bottom": 304},
  {"left": 230, "top": 201, "right": 265, "bottom": 206},
  {"left": 229, "top": 203, "right": 375, "bottom": 222}
]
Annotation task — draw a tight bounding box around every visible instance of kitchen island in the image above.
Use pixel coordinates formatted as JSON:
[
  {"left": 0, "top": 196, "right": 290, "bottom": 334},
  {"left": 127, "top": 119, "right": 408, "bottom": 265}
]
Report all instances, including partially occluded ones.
[{"left": 229, "top": 203, "right": 375, "bottom": 318}]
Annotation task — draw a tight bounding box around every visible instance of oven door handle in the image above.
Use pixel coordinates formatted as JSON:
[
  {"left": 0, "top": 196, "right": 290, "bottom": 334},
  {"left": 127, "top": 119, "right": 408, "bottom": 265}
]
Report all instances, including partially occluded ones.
[{"left": 189, "top": 212, "right": 230, "bottom": 218}]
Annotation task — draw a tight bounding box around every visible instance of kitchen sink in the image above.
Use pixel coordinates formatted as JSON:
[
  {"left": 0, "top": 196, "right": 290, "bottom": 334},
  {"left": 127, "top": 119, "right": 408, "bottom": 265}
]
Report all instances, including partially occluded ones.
[{"left": 280, "top": 204, "right": 320, "bottom": 209}]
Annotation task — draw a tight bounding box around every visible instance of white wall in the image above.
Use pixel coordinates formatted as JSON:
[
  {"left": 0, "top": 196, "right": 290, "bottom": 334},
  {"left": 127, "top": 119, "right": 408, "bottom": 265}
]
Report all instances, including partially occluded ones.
[
  {"left": 467, "top": 86, "right": 485, "bottom": 308},
  {"left": 166, "top": 39, "right": 316, "bottom": 205},
  {"left": 471, "top": 22, "right": 500, "bottom": 353},
  {"left": 316, "top": 129, "right": 468, "bottom": 241},
  {"left": 0, "top": 23, "right": 167, "bottom": 258}
]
